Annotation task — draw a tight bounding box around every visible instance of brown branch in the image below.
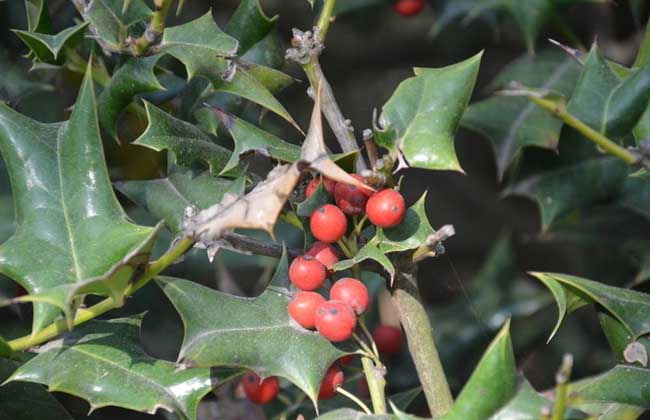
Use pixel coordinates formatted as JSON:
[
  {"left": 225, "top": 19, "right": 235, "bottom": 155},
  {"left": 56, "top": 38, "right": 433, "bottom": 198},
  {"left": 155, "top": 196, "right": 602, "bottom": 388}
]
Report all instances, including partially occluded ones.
[{"left": 222, "top": 232, "right": 301, "bottom": 259}]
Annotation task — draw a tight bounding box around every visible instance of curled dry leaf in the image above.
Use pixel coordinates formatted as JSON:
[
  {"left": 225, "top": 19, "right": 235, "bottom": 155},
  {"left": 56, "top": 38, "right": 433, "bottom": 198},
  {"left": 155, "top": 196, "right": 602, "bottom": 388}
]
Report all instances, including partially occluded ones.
[{"left": 302, "top": 85, "right": 374, "bottom": 192}]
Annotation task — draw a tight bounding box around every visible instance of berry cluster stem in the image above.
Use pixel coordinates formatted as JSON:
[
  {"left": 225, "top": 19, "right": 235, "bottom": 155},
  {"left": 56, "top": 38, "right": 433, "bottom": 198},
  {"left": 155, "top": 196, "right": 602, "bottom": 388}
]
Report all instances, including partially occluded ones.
[{"left": 361, "top": 356, "right": 387, "bottom": 414}]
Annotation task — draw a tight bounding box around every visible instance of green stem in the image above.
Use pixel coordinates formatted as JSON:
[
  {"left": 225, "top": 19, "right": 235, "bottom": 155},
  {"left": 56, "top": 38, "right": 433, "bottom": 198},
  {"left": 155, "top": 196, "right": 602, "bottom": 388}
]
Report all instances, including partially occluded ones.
[
  {"left": 8, "top": 237, "right": 194, "bottom": 351},
  {"left": 336, "top": 387, "right": 372, "bottom": 415},
  {"left": 316, "top": 0, "right": 337, "bottom": 41},
  {"left": 551, "top": 354, "right": 573, "bottom": 420},
  {"left": 361, "top": 356, "right": 387, "bottom": 414},
  {"left": 359, "top": 317, "right": 380, "bottom": 358},
  {"left": 131, "top": 0, "right": 173, "bottom": 55},
  {"left": 337, "top": 239, "right": 354, "bottom": 259},
  {"left": 528, "top": 96, "right": 638, "bottom": 166},
  {"left": 392, "top": 263, "right": 453, "bottom": 417}
]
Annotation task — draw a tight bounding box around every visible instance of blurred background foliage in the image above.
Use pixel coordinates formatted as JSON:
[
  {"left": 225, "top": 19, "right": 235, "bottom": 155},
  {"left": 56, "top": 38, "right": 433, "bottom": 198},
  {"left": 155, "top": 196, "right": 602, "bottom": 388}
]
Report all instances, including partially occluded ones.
[{"left": 0, "top": 0, "right": 649, "bottom": 418}]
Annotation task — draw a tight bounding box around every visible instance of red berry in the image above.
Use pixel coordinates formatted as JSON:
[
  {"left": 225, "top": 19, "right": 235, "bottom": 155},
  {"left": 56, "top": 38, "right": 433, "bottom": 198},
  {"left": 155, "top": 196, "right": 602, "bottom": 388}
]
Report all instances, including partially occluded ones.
[
  {"left": 288, "top": 291, "right": 326, "bottom": 329},
  {"left": 306, "top": 241, "right": 340, "bottom": 268},
  {"left": 394, "top": 0, "right": 425, "bottom": 17},
  {"left": 241, "top": 372, "right": 279, "bottom": 404},
  {"left": 333, "top": 174, "right": 372, "bottom": 215},
  {"left": 339, "top": 354, "right": 354, "bottom": 365},
  {"left": 315, "top": 300, "right": 357, "bottom": 342},
  {"left": 323, "top": 177, "right": 337, "bottom": 194},
  {"left": 372, "top": 325, "right": 403, "bottom": 357},
  {"left": 289, "top": 256, "right": 327, "bottom": 291},
  {"left": 305, "top": 178, "right": 320, "bottom": 199},
  {"left": 330, "top": 278, "right": 369, "bottom": 315},
  {"left": 366, "top": 189, "right": 406, "bottom": 228},
  {"left": 310, "top": 204, "right": 348, "bottom": 243},
  {"left": 318, "top": 365, "right": 345, "bottom": 399}
]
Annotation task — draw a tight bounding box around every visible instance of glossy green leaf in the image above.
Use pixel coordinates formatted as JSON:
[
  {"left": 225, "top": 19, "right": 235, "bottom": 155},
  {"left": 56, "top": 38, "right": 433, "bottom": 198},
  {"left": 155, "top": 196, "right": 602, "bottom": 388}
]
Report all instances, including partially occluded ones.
[
  {"left": 532, "top": 272, "right": 650, "bottom": 341},
  {"left": 332, "top": 236, "right": 396, "bottom": 279},
  {"left": 157, "top": 276, "right": 346, "bottom": 405},
  {"left": 296, "top": 182, "right": 330, "bottom": 218},
  {"left": 505, "top": 157, "right": 628, "bottom": 230},
  {"left": 440, "top": 320, "right": 518, "bottom": 420},
  {"left": 0, "top": 66, "right": 157, "bottom": 333},
  {"left": 97, "top": 56, "right": 164, "bottom": 139},
  {"left": 0, "top": 359, "right": 72, "bottom": 420},
  {"left": 24, "top": 0, "right": 52, "bottom": 33},
  {"left": 377, "top": 52, "right": 482, "bottom": 172},
  {"left": 573, "top": 365, "right": 650, "bottom": 409},
  {"left": 82, "top": 0, "right": 152, "bottom": 50},
  {"left": 243, "top": 61, "right": 295, "bottom": 94},
  {"left": 13, "top": 22, "right": 88, "bottom": 63},
  {"left": 214, "top": 108, "right": 300, "bottom": 174},
  {"left": 600, "top": 312, "right": 650, "bottom": 366},
  {"left": 6, "top": 316, "right": 216, "bottom": 419},
  {"left": 161, "top": 11, "right": 238, "bottom": 61},
  {"left": 224, "top": 0, "right": 277, "bottom": 54},
  {"left": 461, "top": 51, "right": 580, "bottom": 178},
  {"left": 568, "top": 46, "right": 650, "bottom": 138},
  {"left": 133, "top": 101, "right": 238, "bottom": 176},
  {"left": 115, "top": 170, "right": 245, "bottom": 234}
]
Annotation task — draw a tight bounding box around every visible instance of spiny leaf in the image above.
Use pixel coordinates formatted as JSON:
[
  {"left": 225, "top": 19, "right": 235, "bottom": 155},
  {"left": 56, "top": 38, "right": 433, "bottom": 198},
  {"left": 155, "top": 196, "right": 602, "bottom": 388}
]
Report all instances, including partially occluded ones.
[
  {"left": 377, "top": 52, "right": 482, "bottom": 172},
  {"left": 224, "top": 0, "right": 277, "bottom": 54},
  {"left": 6, "top": 316, "right": 216, "bottom": 420},
  {"left": 157, "top": 276, "right": 346, "bottom": 406},
  {"left": 133, "top": 101, "right": 239, "bottom": 176},
  {"left": 568, "top": 45, "right": 650, "bottom": 138},
  {"left": 531, "top": 272, "right": 650, "bottom": 341},
  {"left": 115, "top": 170, "right": 246, "bottom": 234},
  {"left": 600, "top": 312, "right": 650, "bottom": 367},
  {"left": 212, "top": 107, "right": 300, "bottom": 174},
  {"left": 504, "top": 157, "right": 628, "bottom": 231},
  {"left": 0, "top": 65, "right": 158, "bottom": 334},
  {"left": 13, "top": 22, "right": 88, "bottom": 63},
  {"left": 572, "top": 365, "right": 650, "bottom": 409},
  {"left": 461, "top": 51, "right": 580, "bottom": 179},
  {"left": 24, "top": 0, "right": 53, "bottom": 33},
  {"left": 0, "top": 359, "right": 72, "bottom": 420},
  {"left": 332, "top": 236, "right": 396, "bottom": 279},
  {"left": 97, "top": 56, "right": 164, "bottom": 139},
  {"left": 81, "top": 0, "right": 152, "bottom": 50}
]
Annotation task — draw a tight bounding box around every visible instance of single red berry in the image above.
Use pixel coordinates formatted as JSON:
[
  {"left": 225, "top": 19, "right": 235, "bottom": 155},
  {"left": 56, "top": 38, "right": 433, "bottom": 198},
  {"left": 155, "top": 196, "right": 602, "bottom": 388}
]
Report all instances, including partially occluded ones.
[
  {"left": 310, "top": 204, "right": 348, "bottom": 243},
  {"left": 334, "top": 174, "right": 372, "bottom": 215},
  {"left": 366, "top": 189, "right": 406, "bottom": 228},
  {"left": 289, "top": 255, "right": 327, "bottom": 291},
  {"left": 241, "top": 372, "right": 280, "bottom": 404},
  {"left": 305, "top": 178, "right": 320, "bottom": 199},
  {"left": 306, "top": 241, "right": 340, "bottom": 268},
  {"left": 394, "top": 0, "right": 425, "bottom": 17},
  {"left": 315, "top": 300, "right": 357, "bottom": 342},
  {"left": 339, "top": 354, "right": 354, "bottom": 365},
  {"left": 330, "top": 278, "right": 369, "bottom": 315},
  {"left": 372, "top": 324, "right": 403, "bottom": 357},
  {"left": 318, "top": 364, "right": 345, "bottom": 399},
  {"left": 323, "top": 177, "right": 337, "bottom": 194},
  {"left": 288, "top": 291, "right": 326, "bottom": 329}
]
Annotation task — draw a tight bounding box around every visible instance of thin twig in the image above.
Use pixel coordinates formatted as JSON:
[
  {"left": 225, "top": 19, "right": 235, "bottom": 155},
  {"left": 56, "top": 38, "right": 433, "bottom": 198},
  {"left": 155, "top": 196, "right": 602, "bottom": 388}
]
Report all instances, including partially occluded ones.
[
  {"left": 130, "top": 0, "right": 173, "bottom": 55},
  {"left": 336, "top": 387, "right": 372, "bottom": 414}
]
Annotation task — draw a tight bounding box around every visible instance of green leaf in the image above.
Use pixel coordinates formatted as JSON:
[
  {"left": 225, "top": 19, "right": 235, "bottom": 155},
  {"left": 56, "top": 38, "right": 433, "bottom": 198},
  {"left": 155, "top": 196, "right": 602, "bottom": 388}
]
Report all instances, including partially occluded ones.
[
  {"left": 0, "top": 48, "right": 52, "bottom": 104},
  {"left": 224, "top": 0, "right": 277, "bottom": 54},
  {"left": 440, "top": 320, "right": 518, "bottom": 420},
  {"left": 568, "top": 46, "right": 650, "bottom": 138},
  {"left": 82, "top": 0, "right": 152, "bottom": 50},
  {"left": 461, "top": 51, "right": 580, "bottom": 178},
  {"left": 600, "top": 312, "right": 650, "bottom": 366},
  {"left": 531, "top": 272, "right": 650, "bottom": 341},
  {"left": 157, "top": 276, "right": 346, "bottom": 405},
  {"left": 504, "top": 157, "right": 628, "bottom": 230},
  {"left": 133, "top": 101, "right": 239, "bottom": 176},
  {"left": 13, "top": 22, "right": 88, "bottom": 63},
  {"left": 378, "top": 192, "right": 435, "bottom": 253},
  {"left": 494, "top": 0, "right": 554, "bottom": 52},
  {"left": 0, "top": 359, "right": 72, "bottom": 420},
  {"left": 97, "top": 56, "right": 164, "bottom": 139},
  {"left": 160, "top": 11, "right": 238, "bottom": 71},
  {"left": 24, "top": 0, "right": 53, "bottom": 33},
  {"left": 377, "top": 52, "right": 482, "bottom": 172},
  {"left": 332, "top": 236, "right": 396, "bottom": 279},
  {"left": 573, "top": 365, "right": 650, "bottom": 409},
  {"left": 115, "top": 170, "right": 246, "bottom": 234},
  {"left": 619, "top": 176, "right": 650, "bottom": 219},
  {"left": 6, "top": 316, "right": 216, "bottom": 420},
  {"left": 296, "top": 182, "right": 330, "bottom": 218},
  {"left": 0, "top": 66, "right": 158, "bottom": 333},
  {"left": 213, "top": 108, "right": 300, "bottom": 174}
]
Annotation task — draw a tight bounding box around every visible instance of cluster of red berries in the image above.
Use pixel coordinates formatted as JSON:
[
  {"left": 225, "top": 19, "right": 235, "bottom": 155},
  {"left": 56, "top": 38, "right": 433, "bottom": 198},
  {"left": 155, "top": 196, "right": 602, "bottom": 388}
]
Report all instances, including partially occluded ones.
[{"left": 394, "top": 0, "right": 425, "bottom": 17}]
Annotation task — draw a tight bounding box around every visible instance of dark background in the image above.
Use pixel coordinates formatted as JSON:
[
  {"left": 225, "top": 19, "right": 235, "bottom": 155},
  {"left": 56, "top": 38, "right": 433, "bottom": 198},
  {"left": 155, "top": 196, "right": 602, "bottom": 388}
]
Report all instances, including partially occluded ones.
[{"left": 0, "top": 0, "right": 649, "bottom": 418}]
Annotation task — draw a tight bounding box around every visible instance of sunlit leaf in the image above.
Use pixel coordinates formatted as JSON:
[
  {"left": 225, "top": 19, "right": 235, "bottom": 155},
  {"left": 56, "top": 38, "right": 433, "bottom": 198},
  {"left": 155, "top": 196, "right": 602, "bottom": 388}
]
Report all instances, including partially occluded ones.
[
  {"left": 157, "top": 276, "right": 346, "bottom": 406},
  {"left": 6, "top": 316, "right": 217, "bottom": 420}
]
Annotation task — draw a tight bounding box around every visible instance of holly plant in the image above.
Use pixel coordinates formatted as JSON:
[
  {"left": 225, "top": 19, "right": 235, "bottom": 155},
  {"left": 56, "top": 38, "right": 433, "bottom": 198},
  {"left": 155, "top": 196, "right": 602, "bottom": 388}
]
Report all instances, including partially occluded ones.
[{"left": 0, "top": 0, "right": 649, "bottom": 419}]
